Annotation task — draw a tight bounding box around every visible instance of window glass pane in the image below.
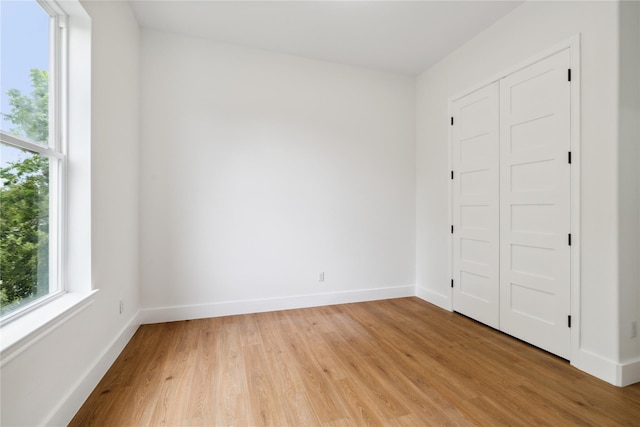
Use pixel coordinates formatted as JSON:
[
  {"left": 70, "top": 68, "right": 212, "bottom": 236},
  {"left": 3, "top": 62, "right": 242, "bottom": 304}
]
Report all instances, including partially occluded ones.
[
  {"left": 1, "top": 0, "right": 50, "bottom": 145},
  {"left": 0, "top": 143, "right": 52, "bottom": 315}
]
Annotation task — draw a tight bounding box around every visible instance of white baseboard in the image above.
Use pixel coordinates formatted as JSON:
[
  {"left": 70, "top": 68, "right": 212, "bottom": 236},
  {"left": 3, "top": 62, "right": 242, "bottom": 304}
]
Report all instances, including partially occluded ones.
[
  {"left": 140, "top": 285, "right": 416, "bottom": 324},
  {"left": 44, "top": 310, "right": 141, "bottom": 426},
  {"left": 573, "top": 349, "right": 618, "bottom": 385},
  {"left": 573, "top": 348, "right": 640, "bottom": 387},
  {"left": 415, "top": 285, "right": 451, "bottom": 311},
  {"left": 619, "top": 358, "right": 640, "bottom": 386}
]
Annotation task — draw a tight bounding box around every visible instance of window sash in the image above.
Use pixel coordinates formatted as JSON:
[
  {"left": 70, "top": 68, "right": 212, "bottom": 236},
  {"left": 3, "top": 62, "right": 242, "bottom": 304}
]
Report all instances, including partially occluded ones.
[
  {"left": 0, "top": 132, "right": 64, "bottom": 160},
  {"left": 0, "top": 1, "right": 67, "bottom": 324}
]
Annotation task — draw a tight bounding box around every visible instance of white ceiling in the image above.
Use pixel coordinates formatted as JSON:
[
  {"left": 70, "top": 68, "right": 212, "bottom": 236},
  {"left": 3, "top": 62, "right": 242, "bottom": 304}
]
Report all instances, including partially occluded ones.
[{"left": 130, "top": 1, "right": 523, "bottom": 76}]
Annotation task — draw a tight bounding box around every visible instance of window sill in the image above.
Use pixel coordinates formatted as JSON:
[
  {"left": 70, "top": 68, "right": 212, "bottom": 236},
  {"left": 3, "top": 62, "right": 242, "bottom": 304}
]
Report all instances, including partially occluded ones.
[{"left": 0, "top": 290, "right": 99, "bottom": 368}]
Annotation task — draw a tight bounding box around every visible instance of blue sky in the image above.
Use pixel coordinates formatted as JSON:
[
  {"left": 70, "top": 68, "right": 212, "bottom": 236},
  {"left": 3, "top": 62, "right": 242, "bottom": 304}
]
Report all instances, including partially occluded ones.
[
  {"left": 1, "top": 0, "right": 50, "bottom": 166},
  {"left": 1, "top": 0, "right": 50, "bottom": 133}
]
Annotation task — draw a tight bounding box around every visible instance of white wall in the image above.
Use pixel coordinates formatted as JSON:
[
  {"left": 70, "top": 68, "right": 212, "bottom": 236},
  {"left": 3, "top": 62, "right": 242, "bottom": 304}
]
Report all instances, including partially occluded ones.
[
  {"left": 618, "top": 0, "right": 640, "bottom": 369},
  {"left": 0, "top": 1, "right": 141, "bottom": 425},
  {"left": 139, "top": 30, "right": 416, "bottom": 321},
  {"left": 416, "top": 0, "right": 639, "bottom": 385}
]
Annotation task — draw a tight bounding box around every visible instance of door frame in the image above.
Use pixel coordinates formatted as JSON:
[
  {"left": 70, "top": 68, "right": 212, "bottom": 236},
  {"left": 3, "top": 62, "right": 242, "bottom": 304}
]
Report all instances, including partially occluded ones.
[{"left": 447, "top": 35, "right": 581, "bottom": 363}]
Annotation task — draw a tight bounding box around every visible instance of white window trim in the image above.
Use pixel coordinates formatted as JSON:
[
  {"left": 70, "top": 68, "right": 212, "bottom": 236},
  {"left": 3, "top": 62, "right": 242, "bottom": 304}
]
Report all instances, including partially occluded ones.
[
  {"left": 0, "top": 290, "right": 97, "bottom": 367},
  {"left": 0, "top": 0, "right": 94, "bottom": 360}
]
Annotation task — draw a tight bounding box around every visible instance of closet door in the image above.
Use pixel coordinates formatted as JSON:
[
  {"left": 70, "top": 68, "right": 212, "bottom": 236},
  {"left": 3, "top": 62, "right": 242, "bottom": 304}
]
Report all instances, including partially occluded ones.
[
  {"left": 499, "top": 49, "right": 571, "bottom": 359},
  {"left": 451, "top": 83, "right": 500, "bottom": 329}
]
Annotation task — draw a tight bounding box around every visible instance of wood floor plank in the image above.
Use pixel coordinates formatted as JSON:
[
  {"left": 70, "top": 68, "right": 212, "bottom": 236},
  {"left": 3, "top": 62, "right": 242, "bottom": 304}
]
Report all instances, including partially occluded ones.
[
  {"left": 253, "top": 312, "right": 321, "bottom": 426},
  {"left": 316, "top": 326, "right": 411, "bottom": 421},
  {"left": 69, "top": 298, "right": 640, "bottom": 426},
  {"left": 216, "top": 316, "right": 252, "bottom": 427},
  {"left": 277, "top": 319, "right": 349, "bottom": 424}
]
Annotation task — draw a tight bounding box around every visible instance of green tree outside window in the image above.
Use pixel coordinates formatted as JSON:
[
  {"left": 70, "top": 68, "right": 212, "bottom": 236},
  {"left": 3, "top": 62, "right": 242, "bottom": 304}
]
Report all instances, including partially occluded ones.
[{"left": 1, "top": 69, "right": 50, "bottom": 313}]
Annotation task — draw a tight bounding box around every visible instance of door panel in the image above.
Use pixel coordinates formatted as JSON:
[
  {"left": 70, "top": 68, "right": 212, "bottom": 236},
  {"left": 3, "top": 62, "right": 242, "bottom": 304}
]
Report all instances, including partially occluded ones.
[
  {"left": 499, "top": 49, "right": 571, "bottom": 359},
  {"left": 452, "top": 83, "right": 500, "bottom": 329}
]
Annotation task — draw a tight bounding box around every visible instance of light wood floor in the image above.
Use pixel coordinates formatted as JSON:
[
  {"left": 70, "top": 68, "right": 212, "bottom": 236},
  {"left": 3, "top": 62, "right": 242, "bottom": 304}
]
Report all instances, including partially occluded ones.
[{"left": 70, "top": 297, "right": 640, "bottom": 426}]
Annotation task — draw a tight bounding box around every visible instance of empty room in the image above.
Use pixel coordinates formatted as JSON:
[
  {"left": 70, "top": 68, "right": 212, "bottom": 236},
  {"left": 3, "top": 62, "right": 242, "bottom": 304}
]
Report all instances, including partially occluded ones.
[{"left": 1, "top": 0, "right": 639, "bottom": 425}]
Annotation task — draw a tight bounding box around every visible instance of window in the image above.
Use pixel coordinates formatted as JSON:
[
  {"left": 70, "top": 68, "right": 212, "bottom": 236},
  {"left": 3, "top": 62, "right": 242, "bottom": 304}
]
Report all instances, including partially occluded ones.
[{"left": 1, "top": 0, "right": 67, "bottom": 321}]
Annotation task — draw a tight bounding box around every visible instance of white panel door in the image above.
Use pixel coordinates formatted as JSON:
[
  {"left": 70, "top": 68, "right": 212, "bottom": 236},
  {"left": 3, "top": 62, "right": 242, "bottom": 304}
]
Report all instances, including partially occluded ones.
[
  {"left": 452, "top": 83, "right": 500, "bottom": 329},
  {"left": 499, "top": 49, "right": 571, "bottom": 359}
]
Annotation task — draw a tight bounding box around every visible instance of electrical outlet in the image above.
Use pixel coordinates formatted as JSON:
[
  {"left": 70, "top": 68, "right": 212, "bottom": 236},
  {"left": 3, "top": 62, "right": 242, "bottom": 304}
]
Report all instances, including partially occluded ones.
[
  {"left": 318, "top": 272, "right": 325, "bottom": 282},
  {"left": 632, "top": 321, "right": 638, "bottom": 339},
  {"left": 119, "top": 299, "right": 124, "bottom": 314}
]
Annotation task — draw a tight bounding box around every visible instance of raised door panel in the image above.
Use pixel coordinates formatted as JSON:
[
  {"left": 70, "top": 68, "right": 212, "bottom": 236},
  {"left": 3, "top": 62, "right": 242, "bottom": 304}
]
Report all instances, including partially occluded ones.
[
  {"left": 452, "top": 82, "right": 500, "bottom": 329},
  {"left": 499, "top": 49, "right": 571, "bottom": 359}
]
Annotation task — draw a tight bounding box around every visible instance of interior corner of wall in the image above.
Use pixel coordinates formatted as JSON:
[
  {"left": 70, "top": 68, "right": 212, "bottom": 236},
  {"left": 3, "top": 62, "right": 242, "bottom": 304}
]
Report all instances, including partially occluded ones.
[{"left": 415, "top": 286, "right": 452, "bottom": 311}]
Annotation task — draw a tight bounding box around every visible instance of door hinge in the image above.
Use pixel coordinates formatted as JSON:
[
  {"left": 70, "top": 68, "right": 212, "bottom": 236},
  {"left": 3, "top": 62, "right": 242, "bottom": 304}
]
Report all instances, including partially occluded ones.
[
  {"left": 568, "top": 234, "right": 572, "bottom": 246},
  {"left": 451, "top": 170, "right": 454, "bottom": 179},
  {"left": 568, "top": 151, "right": 572, "bottom": 164},
  {"left": 568, "top": 69, "right": 572, "bottom": 82},
  {"left": 451, "top": 117, "right": 454, "bottom": 126},
  {"left": 451, "top": 225, "right": 454, "bottom": 234},
  {"left": 451, "top": 279, "right": 454, "bottom": 288},
  {"left": 568, "top": 315, "right": 572, "bottom": 328}
]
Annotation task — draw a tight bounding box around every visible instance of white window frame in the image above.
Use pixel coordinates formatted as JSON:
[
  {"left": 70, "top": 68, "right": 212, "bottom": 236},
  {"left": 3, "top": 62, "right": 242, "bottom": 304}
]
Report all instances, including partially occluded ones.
[
  {"left": 0, "top": 0, "right": 68, "bottom": 324},
  {"left": 0, "top": 0, "right": 94, "bottom": 368}
]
